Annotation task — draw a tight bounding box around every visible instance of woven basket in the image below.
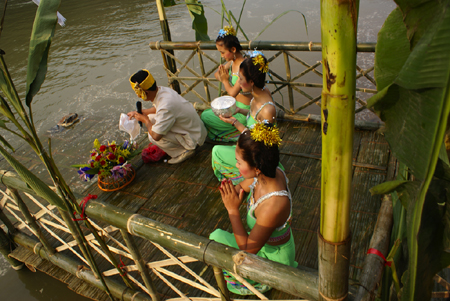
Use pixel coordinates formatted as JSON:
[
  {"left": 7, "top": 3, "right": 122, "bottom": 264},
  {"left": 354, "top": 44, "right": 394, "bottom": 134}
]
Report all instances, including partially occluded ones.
[{"left": 97, "top": 167, "right": 136, "bottom": 192}]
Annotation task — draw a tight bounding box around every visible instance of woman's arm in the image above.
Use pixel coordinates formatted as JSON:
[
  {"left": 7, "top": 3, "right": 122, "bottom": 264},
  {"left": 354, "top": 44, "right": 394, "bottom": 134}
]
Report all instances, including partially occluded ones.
[
  {"left": 214, "top": 61, "right": 232, "bottom": 81},
  {"left": 220, "top": 180, "right": 285, "bottom": 254},
  {"left": 218, "top": 65, "right": 241, "bottom": 97},
  {"left": 257, "top": 103, "right": 277, "bottom": 124},
  {"left": 218, "top": 115, "right": 247, "bottom": 133}
]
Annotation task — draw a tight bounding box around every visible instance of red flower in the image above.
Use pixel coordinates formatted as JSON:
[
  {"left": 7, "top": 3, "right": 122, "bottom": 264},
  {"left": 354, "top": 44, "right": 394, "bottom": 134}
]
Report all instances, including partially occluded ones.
[
  {"left": 107, "top": 153, "right": 116, "bottom": 160},
  {"left": 99, "top": 145, "right": 106, "bottom": 152},
  {"left": 90, "top": 162, "right": 95, "bottom": 168},
  {"left": 110, "top": 145, "right": 116, "bottom": 151},
  {"left": 100, "top": 160, "right": 106, "bottom": 166},
  {"left": 91, "top": 152, "right": 96, "bottom": 157},
  {"left": 118, "top": 156, "right": 125, "bottom": 164},
  {"left": 95, "top": 155, "right": 102, "bottom": 162},
  {"left": 98, "top": 171, "right": 101, "bottom": 175}
]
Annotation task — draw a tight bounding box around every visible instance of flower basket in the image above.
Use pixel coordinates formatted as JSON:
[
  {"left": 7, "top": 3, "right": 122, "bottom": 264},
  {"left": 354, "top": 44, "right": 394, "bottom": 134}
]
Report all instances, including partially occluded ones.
[
  {"left": 72, "top": 139, "right": 141, "bottom": 189},
  {"left": 98, "top": 167, "right": 136, "bottom": 191}
]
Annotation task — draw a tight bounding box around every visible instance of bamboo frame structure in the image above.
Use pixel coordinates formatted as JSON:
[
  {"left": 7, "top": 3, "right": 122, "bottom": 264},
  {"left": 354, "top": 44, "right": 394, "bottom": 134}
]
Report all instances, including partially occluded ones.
[
  {"left": 0, "top": 171, "right": 319, "bottom": 300},
  {"left": 148, "top": 41, "right": 377, "bottom": 119}
]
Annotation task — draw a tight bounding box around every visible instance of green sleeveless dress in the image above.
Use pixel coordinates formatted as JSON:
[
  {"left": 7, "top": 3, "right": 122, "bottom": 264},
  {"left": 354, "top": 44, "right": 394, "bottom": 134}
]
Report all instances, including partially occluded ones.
[
  {"left": 209, "top": 168, "right": 297, "bottom": 295},
  {"left": 211, "top": 101, "right": 279, "bottom": 184},
  {"left": 201, "top": 63, "right": 250, "bottom": 142}
]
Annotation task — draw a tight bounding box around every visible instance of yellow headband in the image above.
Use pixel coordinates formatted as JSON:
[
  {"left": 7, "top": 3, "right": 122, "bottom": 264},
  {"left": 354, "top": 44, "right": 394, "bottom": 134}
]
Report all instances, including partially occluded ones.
[
  {"left": 249, "top": 121, "right": 282, "bottom": 147},
  {"left": 129, "top": 70, "right": 155, "bottom": 100}
]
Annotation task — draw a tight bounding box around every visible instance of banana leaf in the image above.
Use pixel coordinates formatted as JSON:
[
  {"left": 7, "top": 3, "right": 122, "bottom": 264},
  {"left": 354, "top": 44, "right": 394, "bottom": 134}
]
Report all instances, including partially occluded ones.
[
  {"left": 0, "top": 144, "right": 66, "bottom": 210},
  {"left": 367, "top": 1, "right": 450, "bottom": 299},
  {"left": 26, "top": 0, "right": 61, "bottom": 107},
  {"left": 163, "top": 0, "right": 176, "bottom": 7},
  {"left": 185, "top": 0, "right": 209, "bottom": 41}
]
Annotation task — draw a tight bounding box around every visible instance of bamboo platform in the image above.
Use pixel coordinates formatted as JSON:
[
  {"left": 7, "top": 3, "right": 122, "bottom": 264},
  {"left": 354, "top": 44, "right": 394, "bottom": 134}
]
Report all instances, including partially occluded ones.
[{"left": 0, "top": 115, "right": 399, "bottom": 300}]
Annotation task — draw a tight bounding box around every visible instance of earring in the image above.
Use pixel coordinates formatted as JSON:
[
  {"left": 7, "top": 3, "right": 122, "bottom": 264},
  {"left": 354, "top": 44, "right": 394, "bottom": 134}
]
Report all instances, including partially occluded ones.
[{"left": 233, "top": 53, "right": 236, "bottom": 60}]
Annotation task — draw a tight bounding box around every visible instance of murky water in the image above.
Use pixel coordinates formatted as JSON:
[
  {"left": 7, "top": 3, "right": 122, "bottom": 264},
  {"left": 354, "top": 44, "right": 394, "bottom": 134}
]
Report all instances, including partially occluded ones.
[{"left": 0, "top": 0, "right": 395, "bottom": 299}]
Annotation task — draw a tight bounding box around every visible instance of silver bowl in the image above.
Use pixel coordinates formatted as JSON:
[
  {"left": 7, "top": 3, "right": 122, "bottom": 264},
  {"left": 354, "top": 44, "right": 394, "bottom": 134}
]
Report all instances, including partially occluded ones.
[{"left": 210, "top": 96, "right": 237, "bottom": 118}]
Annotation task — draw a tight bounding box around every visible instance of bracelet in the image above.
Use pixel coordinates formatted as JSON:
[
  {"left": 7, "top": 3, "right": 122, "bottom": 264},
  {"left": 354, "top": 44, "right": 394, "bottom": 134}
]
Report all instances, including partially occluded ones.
[{"left": 232, "top": 119, "right": 238, "bottom": 127}]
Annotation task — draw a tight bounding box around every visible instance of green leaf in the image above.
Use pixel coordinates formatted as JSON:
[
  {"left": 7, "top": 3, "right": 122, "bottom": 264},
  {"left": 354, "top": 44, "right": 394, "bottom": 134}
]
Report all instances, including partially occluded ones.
[
  {"left": 26, "top": 0, "right": 61, "bottom": 107},
  {"left": 0, "top": 57, "right": 24, "bottom": 116},
  {"left": 84, "top": 168, "right": 99, "bottom": 175},
  {"left": 0, "top": 144, "right": 66, "bottom": 210},
  {"left": 70, "top": 164, "right": 89, "bottom": 168},
  {"left": 163, "top": 0, "right": 176, "bottom": 7},
  {"left": 185, "top": 0, "right": 210, "bottom": 41},
  {"left": 0, "top": 134, "right": 14, "bottom": 151},
  {"left": 402, "top": 179, "right": 450, "bottom": 300},
  {"left": 374, "top": 7, "right": 410, "bottom": 91},
  {"left": 370, "top": 180, "right": 409, "bottom": 195}
]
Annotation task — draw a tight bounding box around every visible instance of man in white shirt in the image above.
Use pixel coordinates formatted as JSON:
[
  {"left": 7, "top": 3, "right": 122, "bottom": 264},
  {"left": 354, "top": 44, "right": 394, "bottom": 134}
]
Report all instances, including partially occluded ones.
[{"left": 127, "top": 70, "right": 207, "bottom": 164}]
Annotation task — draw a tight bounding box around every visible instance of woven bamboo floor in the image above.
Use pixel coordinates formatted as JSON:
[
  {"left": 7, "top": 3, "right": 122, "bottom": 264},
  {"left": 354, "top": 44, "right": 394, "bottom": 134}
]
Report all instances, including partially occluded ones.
[{"left": 2, "top": 118, "right": 397, "bottom": 300}]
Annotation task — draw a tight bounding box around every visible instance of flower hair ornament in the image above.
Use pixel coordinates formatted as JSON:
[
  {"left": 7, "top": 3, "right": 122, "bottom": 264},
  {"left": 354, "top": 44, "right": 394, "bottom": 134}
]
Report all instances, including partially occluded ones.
[
  {"left": 248, "top": 120, "right": 282, "bottom": 147},
  {"left": 248, "top": 50, "right": 269, "bottom": 73},
  {"left": 217, "top": 25, "right": 236, "bottom": 38}
]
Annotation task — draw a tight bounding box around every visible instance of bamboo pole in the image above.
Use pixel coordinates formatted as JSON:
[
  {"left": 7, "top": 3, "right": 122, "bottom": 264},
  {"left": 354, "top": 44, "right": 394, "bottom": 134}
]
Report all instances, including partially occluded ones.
[
  {"left": 355, "top": 195, "right": 393, "bottom": 301},
  {"left": 149, "top": 41, "right": 376, "bottom": 52},
  {"left": 8, "top": 188, "right": 55, "bottom": 255},
  {"left": 213, "top": 266, "right": 231, "bottom": 301},
  {"left": 120, "top": 229, "right": 160, "bottom": 301},
  {"left": 283, "top": 51, "right": 295, "bottom": 113},
  {"left": 197, "top": 49, "right": 211, "bottom": 103},
  {"left": 12, "top": 231, "right": 152, "bottom": 301},
  {"left": 319, "top": 0, "right": 359, "bottom": 300},
  {"left": 155, "top": 0, "right": 180, "bottom": 93},
  {"left": 0, "top": 226, "right": 23, "bottom": 270}
]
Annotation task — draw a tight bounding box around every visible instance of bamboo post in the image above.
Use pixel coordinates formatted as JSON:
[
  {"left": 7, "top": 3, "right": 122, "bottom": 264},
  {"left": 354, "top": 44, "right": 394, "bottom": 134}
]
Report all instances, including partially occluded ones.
[
  {"left": 355, "top": 195, "right": 393, "bottom": 301},
  {"left": 120, "top": 229, "right": 160, "bottom": 301},
  {"left": 319, "top": 0, "right": 359, "bottom": 300},
  {"left": 9, "top": 188, "right": 55, "bottom": 255},
  {"left": 155, "top": 0, "right": 180, "bottom": 93},
  {"left": 283, "top": 51, "right": 294, "bottom": 113},
  {"left": 0, "top": 225, "right": 23, "bottom": 270},
  {"left": 197, "top": 49, "right": 211, "bottom": 103},
  {"left": 213, "top": 266, "right": 231, "bottom": 301}
]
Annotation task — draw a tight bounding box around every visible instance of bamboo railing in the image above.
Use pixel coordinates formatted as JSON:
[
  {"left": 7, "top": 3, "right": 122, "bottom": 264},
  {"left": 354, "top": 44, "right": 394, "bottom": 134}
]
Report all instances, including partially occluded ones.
[
  {"left": 0, "top": 170, "right": 320, "bottom": 301},
  {"left": 149, "top": 41, "right": 377, "bottom": 120}
]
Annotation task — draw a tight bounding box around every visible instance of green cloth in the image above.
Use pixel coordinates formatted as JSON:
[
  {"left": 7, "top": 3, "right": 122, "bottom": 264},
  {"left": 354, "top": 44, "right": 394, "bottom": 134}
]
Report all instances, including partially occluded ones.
[
  {"left": 211, "top": 105, "right": 283, "bottom": 185},
  {"left": 209, "top": 192, "right": 297, "bottom": 295},
  {"left": 201, "top": 102, "right": 250, "bottom": 142}
]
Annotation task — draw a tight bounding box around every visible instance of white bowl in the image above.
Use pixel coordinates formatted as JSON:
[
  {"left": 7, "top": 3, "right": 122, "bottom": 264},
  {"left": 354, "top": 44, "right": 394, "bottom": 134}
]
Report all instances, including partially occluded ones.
[{"left": 211, "top": 96, "right": 237, "bottom": 118}]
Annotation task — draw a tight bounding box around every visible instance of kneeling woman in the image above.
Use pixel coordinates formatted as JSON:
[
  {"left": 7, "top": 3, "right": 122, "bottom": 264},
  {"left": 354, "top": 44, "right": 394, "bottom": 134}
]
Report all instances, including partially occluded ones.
[{"left": 209, "top": 122, "right": 297, "bottom": 295}]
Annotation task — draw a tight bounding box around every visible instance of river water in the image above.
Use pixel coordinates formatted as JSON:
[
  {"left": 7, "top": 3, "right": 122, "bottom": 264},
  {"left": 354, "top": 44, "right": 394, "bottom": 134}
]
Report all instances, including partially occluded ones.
[{"left": 0, "top": 0, "right": 395, "bottom": 300}]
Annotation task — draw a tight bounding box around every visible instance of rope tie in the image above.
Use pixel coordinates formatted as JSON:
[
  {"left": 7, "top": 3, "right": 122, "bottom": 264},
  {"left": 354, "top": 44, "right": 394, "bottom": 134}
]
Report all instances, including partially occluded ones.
[
  {"left": 33, "top": 242, "right": 42, "bottom": 255},
  {"left": 232, "top": 251, "right": 246, "bottom": 274},
  {"left": 308, "top": 41, "right": 313, "bottom": 51},
  {"left": 72, "top": 194, "right": 97, "bottom": 221},
  {"left": 367, "top": 248, "right": 392, "bottom": 267},
  {"left": 248, "top": 40, "right": 253, "bottom": 50},
  {"left": 118, "top": 256, "right": 127, "bottom": 277},
  {"left": 155, "top": 40, "right": 161, "bottom": 50},
  {"left": 131, "top": 291, "right": 141, "bottom": 301}
]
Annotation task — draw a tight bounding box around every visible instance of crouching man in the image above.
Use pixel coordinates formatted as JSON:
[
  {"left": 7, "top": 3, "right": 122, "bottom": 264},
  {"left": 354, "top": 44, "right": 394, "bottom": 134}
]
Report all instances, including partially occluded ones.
[{"left": 127, "top": 69, "right": 207, "bottom": 164}]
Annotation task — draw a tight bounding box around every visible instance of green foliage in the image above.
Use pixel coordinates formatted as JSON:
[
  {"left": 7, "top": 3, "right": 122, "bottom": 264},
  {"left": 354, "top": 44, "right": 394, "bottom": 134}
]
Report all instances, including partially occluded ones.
[
  {"left": 185, "top": 0, "right": 209, "bottom": 41},
  {"left": 163, "top": 0, "right": 176, "bottom": 7},
  {"left": 26, "top": 0, "right": 61, "bottom": 106},
  {"left": 368, "top": 1, "right": 450, "bottom": 299}
]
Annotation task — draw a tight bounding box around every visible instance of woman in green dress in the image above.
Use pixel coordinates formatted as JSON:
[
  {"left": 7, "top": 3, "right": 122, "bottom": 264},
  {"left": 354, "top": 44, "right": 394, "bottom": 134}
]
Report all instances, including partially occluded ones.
[
  {"left": 212, "top": 51, "right": 277, "bottom": 184},
  {"left": 209, "top": 121, "right": 297, "bottom": 295},
  {"left": 201, "top": 26, "right": 252, "bottom": 142}
]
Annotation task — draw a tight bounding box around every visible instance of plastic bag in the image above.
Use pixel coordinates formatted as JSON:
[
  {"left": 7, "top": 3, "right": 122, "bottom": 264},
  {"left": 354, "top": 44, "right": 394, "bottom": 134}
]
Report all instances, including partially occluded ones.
[
  {"left": 142, "top": 144, "right": 166, "bottom": 163},
  {"left": 119, "top": 113, "right": 140, "bottom": 141}
]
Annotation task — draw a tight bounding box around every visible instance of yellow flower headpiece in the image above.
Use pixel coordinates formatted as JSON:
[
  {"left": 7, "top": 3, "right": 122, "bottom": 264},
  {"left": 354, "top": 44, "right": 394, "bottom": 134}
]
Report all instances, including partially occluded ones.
[
  {"left": 249, "top": 50, "right": 269, "bottom": 73},
  {"left": 249, "top": 121, "right": 281, "bottom": 147},
  {"left": 217, "top": 26, "right": 236, "bottom": 38},
  {"left": 129, "top": 70, "right": 155, "bottom": 100}
]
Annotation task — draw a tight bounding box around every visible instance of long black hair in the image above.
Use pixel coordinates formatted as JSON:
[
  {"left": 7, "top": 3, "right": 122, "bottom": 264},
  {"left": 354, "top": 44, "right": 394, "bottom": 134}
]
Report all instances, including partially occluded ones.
[
  {"left": 239, "top": 57, "right": 267, "bottom": 89},
  {"left": 237, "top": 125, "right": 279, "bottom": 178},
  {"left": 216, "top": 34, "right": 243, "bottom": 53}
]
